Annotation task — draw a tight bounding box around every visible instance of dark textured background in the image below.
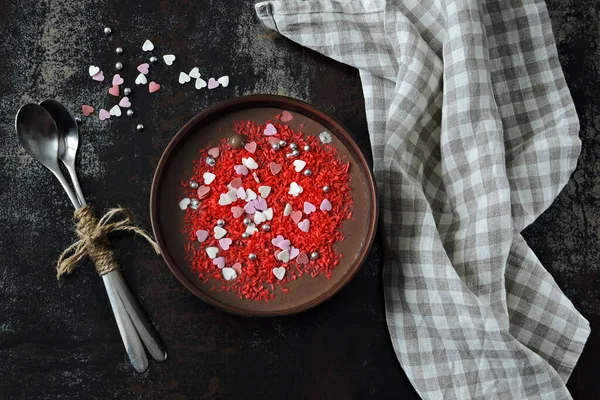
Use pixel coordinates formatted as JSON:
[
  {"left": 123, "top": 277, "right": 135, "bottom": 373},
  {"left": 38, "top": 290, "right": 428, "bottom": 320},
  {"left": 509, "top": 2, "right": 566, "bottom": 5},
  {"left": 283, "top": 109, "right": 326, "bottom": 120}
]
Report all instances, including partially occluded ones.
[{"left": 0, "top": 0, "right": 596, "bottom": 399}]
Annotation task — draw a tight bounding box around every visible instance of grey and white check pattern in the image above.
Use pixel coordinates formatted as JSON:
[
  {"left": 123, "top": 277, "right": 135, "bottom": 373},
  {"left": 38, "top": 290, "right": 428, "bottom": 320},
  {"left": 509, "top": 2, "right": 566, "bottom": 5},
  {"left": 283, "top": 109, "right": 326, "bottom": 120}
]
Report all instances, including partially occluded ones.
[{"left": 256, "top": 0, "right": 590, "bottom": 398}]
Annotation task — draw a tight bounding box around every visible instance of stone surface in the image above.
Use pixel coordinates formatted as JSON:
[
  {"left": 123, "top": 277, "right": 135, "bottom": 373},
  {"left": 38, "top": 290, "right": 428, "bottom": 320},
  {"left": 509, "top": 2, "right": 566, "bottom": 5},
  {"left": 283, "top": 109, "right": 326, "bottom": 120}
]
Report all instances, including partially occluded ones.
[{"left": 0, "top": 0, "right": 596, "bottom": 398}]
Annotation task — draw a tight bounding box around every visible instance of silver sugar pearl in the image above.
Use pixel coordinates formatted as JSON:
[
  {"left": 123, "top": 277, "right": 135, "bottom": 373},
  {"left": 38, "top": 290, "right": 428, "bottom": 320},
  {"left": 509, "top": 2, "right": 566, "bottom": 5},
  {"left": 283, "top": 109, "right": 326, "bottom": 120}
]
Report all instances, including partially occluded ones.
[
  {"left": 303, "top": 145, "right": 311, "bottom": 152},
  {"left": 278, "top": 140, "right": 287, "bottom": 147},
  {"left": 303, "top": 169, "right": 312, "bottom": 176},
  {"left": 190, "top": 198, "right": 200, "bottom": 208},
  {"left": 189, "top": 181, "right": 199, "bottom": 189},
  {"left": 292, "top": 149, "right": 300, "bottom": 156},
  {"left": 243, "top": 218, "right": 252, "bottom": 226},
  {"left": 323, "top": 185, "right": 330, "bottom": 193},
  {"left": 149, "top": 56, "right": 158, "bottom": 63},
  {"left": 115, "top": 47, "right": 123, "bottom": 54},
  {"left": 136, "top": 124, "right": 144, "bottom": 131},
  {"left": 217, "top": 219, "right": 225, "bottom": 227},
  {"left": 206, "top": 156, "right": 216, "bottom": 166},
  {"left": 242, "top": 232, "right": 249, "bottom": 239},
  {"left": 123, "top": 87, "right": 131, "bottom": 95},
  {"left": 126, "top": 109, "right": 134, "bottom": 117},
  {"left": 103, "top": 27, "right": 112, "bottom": 35},
  {"left": 75, "top": 116, "right": 82, "bottom": 124},
  {"left": 249, "top": 253, "right": 257, "bottom": 261},
  {"left": 310, "top": 252, "right": 319, "bottom": 260},
  {"left": 289, "top": 143, "right": 298, "bottom": 150},
  {"left": 262, "top": 224, "right": 270, "bottom": 231},
  {"left": 115, "top": 62, "right": 123, "bottom": 70},
  {"left": 271, "top": 143, "right": 280, "bottom": 150}
]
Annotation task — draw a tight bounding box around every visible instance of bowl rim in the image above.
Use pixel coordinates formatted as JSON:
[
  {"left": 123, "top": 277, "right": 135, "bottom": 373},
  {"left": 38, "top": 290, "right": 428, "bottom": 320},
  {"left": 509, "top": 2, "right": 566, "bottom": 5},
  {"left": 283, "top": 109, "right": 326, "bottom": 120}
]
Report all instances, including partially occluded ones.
[{"left": 150, "top": 94, "right": 378, "bottom": 317}]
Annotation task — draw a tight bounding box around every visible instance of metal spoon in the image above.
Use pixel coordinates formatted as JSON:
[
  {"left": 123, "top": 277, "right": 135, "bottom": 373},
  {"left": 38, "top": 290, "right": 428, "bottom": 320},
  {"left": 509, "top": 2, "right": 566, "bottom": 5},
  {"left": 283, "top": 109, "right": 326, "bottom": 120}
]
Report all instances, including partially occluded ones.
[
  {"left": 15, "top": 103, "right": 166, "bottom": 372},
  {"left": 40, "top": 100, "right": 86, "bottom": 206}
]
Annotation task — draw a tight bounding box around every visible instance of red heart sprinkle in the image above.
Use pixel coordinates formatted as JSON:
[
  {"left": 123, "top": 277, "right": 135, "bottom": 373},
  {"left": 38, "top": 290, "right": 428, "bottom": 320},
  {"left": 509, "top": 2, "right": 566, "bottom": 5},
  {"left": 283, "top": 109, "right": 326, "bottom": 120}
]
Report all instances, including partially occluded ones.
[
  {"left": 269, "top": 162, "right": 281, "bottom": 175},
  {"left": 231, "top": 206, "right": 244, "bottom": 218},
  {"left": 297, "top": 252, "right": 309, "bottom": 265},
  {"left": 230, "top": 178, "right": 243, "bottom": 189},
  {"left": 197, "top": 186, "right": 210, "bottom": 199},
  {"left": 244, "top": 141, "right": 257, "bottom": 153},
  {"left": 280, "top": 110, "right": 293, "bottom": 122},
  {"left": 149, "top": 81, "right": 161, "bottom": 93},
  {"left": 207, "top": 147, "right": 220, "bottom": 158},
  {"left": 82, "top": 105, "right": 94, "bottom": 116},
  {"left": 268, "top": 137, "right": 280, "bottom": 145},
  {"left": 108, "top": 85, "right": 119, "bottom": 96},
  {"left": 290, "top": 211, "right": 302, "bottom": 224},
  {"left": 231, "top": 262, "right": 242, "bottom": 274}
]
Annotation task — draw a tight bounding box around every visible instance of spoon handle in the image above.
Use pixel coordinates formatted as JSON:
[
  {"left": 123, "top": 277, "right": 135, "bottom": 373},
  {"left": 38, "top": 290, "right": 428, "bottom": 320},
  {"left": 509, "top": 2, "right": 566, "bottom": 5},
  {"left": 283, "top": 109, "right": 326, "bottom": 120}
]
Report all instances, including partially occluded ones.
[
  {"left": 108, "top": 270, "right": 168, "bottom": 362},
  {"left": 65, "top": 164, "right": 87, "bottom": 206},
  {"left": 103, "top": 272, "right": 149, "bottom": 373},
  {"left": 50, "top": 168, "right": 81, "bottom": 209}
]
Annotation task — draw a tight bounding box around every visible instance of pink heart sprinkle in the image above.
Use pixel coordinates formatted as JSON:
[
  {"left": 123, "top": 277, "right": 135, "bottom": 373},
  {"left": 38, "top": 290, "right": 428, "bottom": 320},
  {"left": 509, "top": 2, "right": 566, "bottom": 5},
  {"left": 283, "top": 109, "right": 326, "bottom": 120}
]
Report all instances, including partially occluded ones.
[
  {"left": 268, "top": 137, "right": 280, "bottom": 145},
  {"left": 236, "top": 187, "right": 246, "bottom": 200},
  {"left": 244, "top": 141, "right": 257, "bottom": 153},
  {"left": 289, "top": 246, "right": 300, "bottom": 260},
  {"left": 298, "top": 219, "right": 310, "bottom": 232},
  {"left": 269, "top": 162, "right": 281, "bottom": 175},
  {"left": 231, "top": 206, "right": 244, "bottom": 218},
  {"left": 253, "top": 172, "right": 260, "bottom": 183},
  {"left": 280, "top": 110, "right": 293, "bottom": 122},
  {"left": 234, "top": 165, "right": 249, "bottom": 176},
  {"left": 149, "top": 81, "right": 160, "bottom": 93},
  {"left": 195, "top": 230, "right": 209, "bottom": 243},
  {"left": 255, "top": 197, "right": 267, "bottom": 211},
  {"left": 112, "top": 74, "right": 124, "bottom": 86},
  {"left": 320, "top": 199, "right": 332, "bottom": 211},
  {"left": 219, "top": 238, "right": 232, "bottom": 251},
  {"left": 99, "top": 109, "right": 110, "bottom": 120},
  {"left": 271, "top": 235, "right": 291, "bottom": 251},
  {"left": 197, "top": 186, "right": 210, "bottom": 199},
  {"left": 213, "top": 257, "right": 225, "bottom": 269},
  {"left": 244, "top": 202, "right": 256, "bottom": 215},
  {"left": 108, "top": 85, "right": 119, "bottom": 96},
  {"left": 230, "top": 178, "right": 242, "bottom": 189},
  {"left": 208, "top": 147, "right": 220, "bottom": 158},
  {"left": 231, "top": 262, "right": 242, "bottom": 274},
  {"left": 82, "top": 105, "right": 94, "bottom": 117},
  {"left": 118, "top": 97, "right": 131, "bottom": 108},
  {"left": 92, "top": 71, "right": 104, "bottom": 81},
  {"left": 137, "top": 63, "right": 150, "bottom": 74},
  {"left": 271, "top": 235, "right": 284, "bottom": 247},
  {"left": 290, "top": 211, "right": 302, "bottom": 224},
  {"left": 297, "top": 252, "right": 309, "bottom": 265},
  {"left": 207, "top": 77, "right": 219, "bottom": 89},
  {"left": 304, "top": 201, "right": 316, "bottom": 214},
  {"left": 264, "top": 123, "right": 277, "bottom": 136}
]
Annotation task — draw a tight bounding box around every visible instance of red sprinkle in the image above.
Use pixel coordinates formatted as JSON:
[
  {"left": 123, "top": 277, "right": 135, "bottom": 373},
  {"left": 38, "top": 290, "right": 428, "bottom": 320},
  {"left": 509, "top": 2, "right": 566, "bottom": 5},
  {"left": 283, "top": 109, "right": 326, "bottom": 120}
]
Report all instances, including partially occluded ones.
[{"left": 181, "top": 119, "right": 353, "bottom": 300}]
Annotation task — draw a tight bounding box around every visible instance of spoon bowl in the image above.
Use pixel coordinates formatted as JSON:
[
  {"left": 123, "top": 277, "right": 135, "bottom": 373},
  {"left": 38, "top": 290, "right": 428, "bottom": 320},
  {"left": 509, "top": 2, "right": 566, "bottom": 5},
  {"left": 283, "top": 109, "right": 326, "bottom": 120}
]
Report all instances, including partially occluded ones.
[{"left": 15, "top": 104, "right": 61, "bottom": 170}]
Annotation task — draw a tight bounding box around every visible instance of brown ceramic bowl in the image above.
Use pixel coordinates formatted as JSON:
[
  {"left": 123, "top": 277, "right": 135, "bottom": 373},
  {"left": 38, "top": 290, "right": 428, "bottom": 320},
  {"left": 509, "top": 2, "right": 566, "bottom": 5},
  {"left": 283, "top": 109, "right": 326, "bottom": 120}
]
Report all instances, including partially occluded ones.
[{"left": 150, "top": 95, "right": 377, "bottom": 316}]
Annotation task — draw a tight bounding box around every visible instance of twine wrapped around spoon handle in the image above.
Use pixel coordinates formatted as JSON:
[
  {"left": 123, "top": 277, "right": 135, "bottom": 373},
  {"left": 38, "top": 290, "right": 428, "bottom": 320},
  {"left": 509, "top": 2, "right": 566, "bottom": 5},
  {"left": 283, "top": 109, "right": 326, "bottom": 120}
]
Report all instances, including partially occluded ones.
[{"left": 56, "top": 205, "right": 160, "bottom": 279}]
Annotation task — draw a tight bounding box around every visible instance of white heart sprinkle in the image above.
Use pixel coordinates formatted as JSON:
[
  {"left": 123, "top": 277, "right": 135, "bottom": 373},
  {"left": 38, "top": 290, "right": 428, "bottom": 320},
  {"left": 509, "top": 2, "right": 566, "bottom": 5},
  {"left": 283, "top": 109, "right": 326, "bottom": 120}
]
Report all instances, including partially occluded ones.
[
  {"left": 203, "top": 172, "right": 216, "bottom": 185},
  {"left": 189, "top": 67, "right": 200, "bottom": 78},
  {"left": 293, "top": 160, "right": 306, "bottom": 172},
  {"left": 88, "top": 65, "right": 100, "bottom": 77},
  {"left": 242, "top": 157, "right": 259, "bottom": 170},
  {"left": 179, "top": 72, "right": 191, "bottom": 84},
  {"left": 283, "top": 203, "right": 293, "bottom": 216},
  {"left": 195, "top": 77, "right": 207, "bottom": 89},
  {"left": 245, "top": 189, "right": 257, "bottom": 201},
  {"left": 163, "top": 54, "right": 176, "bottom": 65},
  {"left": 288, "top": 182, "right": 303, "bottom": 196},
  {"left": 217, "top": 75, "right": 229, "bottom": 87},
  {"left": 277, "top": 250, "right": 289, "bottom": 263},
  {"left": 142, "top": 40, "right": 154, "bottom": 51},
  {"left": 272, "top": 267, "right": 286, "bottom": 280},
  {"left": 254, "top": 211, "right": 266, "bottom": 224},
  {"left": 263, "top": 207, "right": 273, "bottom": 220},
  {"left": 319, "top": 131, "right": 332, "bottom": 144},
  {"left": 205, "top": 247, "right": 219, "bottom": 259},
  {"left": 214, "top": 226, "right": 227, "bottom": 239},
  {"left": 226, "top": 188, "right": 238, "bottom": 201},
  {"left": 218, "top": 193, "right": 233, "bottom": 205},
  {"left": 135, "top": 73, "right": 147, "bottom": 85},
  {"left": 245, "top": 223, "right": 258, "bottom": 235},
  {"left": 222, "top": 267, "right": 237, "bottom": 281},
  {"left": 109, "top": 105, "right": 121, "bottom": 117},
  {"left": 179, "top": 198, "right": 191, "bottom": 210},
  {"left": 258, "top": 186, "right": 271, "bottom": 198},
  {"left": 190, "top": 201, "right": 199, "bottom": 210}
]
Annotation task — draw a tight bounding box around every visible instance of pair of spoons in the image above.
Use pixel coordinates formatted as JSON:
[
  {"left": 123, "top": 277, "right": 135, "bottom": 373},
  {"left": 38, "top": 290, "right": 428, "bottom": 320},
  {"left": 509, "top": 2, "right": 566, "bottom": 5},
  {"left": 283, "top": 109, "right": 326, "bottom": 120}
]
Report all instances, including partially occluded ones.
[{"left": 15, "top": 101, "right": 166, "bottom": 372}]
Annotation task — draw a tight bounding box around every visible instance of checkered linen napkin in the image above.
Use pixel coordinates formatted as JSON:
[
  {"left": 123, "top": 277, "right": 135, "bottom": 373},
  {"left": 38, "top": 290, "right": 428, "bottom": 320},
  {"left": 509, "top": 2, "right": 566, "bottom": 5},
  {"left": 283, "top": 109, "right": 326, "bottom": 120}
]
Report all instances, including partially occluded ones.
[{"left": 256, "top": 0, "right": 590, "bottom": 398}]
